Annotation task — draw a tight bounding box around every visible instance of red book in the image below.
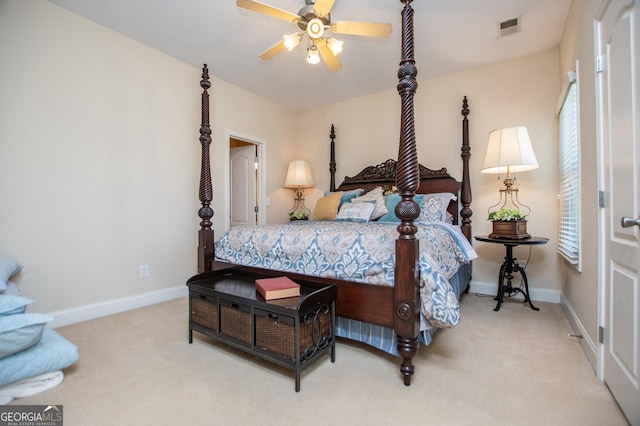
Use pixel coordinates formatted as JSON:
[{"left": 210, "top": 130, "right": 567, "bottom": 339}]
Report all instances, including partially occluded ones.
[{"left": 255, "top": 276, "right": 300, "bottom": 300}]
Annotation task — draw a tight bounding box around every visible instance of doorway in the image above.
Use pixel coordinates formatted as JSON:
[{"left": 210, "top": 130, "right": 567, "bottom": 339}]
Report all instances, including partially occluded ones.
[{"left": 227, "top": 132, "right": 266, "bottom": 229}]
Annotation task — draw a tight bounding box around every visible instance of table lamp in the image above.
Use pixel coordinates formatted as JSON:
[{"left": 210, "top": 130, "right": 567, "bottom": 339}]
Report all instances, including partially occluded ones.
[
  {"left": 284, "top": 160, "right": 314, "bottom": 219},
  {"left": 482, "top": 126, "right": 538, "bottom": 238}
]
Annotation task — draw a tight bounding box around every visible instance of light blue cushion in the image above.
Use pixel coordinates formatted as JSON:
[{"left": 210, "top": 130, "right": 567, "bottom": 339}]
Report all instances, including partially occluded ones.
[
  {"left": 0, "top": 313, "right": 52, "bottom": 359},
  {"left": 0, "top": 328, "right": 79, "bottom": 387},
  {"left": 0, "top": 257, "right": 22, "bottom": 292},
  {"left": 377, "top": 194, "right": 425, "bottom": 222},
  {"left": 324, "top": 188, "right": 364, "bottom": 208},
  {"left": 0, "top": 295, "right": 34, "bottom": 316}
]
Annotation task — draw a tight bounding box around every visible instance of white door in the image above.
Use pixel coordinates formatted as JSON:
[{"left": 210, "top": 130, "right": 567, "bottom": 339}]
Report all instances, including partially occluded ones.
[
  {"left": 598, "top": 0, "right": 640, "bottom": 424},
  {"left": 230, "top": 144, "right": 257, "bottom": 227}
]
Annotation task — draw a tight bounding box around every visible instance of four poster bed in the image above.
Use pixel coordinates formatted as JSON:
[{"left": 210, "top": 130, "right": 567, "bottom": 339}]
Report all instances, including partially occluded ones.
[{"left": 192, "top": 0, "right": 473, "bottom": 386}]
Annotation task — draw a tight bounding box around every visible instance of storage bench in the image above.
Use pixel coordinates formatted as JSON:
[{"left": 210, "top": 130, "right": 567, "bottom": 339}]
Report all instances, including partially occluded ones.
[{"left": 187, "top": 267, "right": 336, "bottom": 392}]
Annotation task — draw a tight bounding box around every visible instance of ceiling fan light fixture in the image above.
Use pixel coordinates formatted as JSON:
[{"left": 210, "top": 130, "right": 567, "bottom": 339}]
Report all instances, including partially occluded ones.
[
  {"left": 327, "top": 37, "right": 343, "bottom": 55},
  {"left": 307, "top": 18, "right": 325, "bottom": 39},
  {"left": 236, "top": 0, "right": 391, "bottom": 72},
  {"left": 283, "top": 32, "right": 301, "bottom": 51},
  {"left": 306, "top": 44, "right": 320, "bottom": 64}
]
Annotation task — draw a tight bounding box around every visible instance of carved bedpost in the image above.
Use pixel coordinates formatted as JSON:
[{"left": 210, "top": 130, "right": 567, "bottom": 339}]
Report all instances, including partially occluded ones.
[
  {"left": 460, "top": 96, "right": 473, "bottom": 242},
  {"left": 197, "top": 64, "right": 215, "bottom": 273},
  {"left": 394, "top": 0, "right": 421, "bottom": 386},
  {"left": 329, "top": 124, "right": 336, "bottom": 192}
]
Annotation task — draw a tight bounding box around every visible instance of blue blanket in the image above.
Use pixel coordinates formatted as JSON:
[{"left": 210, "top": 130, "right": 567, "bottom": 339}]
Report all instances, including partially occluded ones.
[{"left": 215, "top": 221, "right": 476, "bottom": 332}]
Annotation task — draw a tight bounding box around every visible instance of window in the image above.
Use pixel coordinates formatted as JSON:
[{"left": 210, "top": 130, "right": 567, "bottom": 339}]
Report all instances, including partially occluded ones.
[{"left": 558, "top": 72, "right": 581, "bottom": 270}]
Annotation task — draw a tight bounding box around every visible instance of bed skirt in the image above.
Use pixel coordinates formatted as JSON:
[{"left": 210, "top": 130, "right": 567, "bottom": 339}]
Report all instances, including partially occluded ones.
[{"left": 335, "top": 263, "right": 471, "bottom": 356}]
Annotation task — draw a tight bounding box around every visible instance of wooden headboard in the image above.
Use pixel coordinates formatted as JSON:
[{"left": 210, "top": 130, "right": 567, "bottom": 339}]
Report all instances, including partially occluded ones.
[
  {"left": 335, "top": 158, "right": 461, "bottom": 222},
  {"left": 330, "top": 97, "right": 472, "bottom": 241}
]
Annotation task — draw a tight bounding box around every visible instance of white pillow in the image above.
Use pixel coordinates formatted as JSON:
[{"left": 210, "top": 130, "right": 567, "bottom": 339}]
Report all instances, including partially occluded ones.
[
  {"left": 418, "top": 193, "right": 457, "bottom": 223},
  {"left": 336, "top": 202, "right": 376, "bottom": 222},
  {"left": 351, "top": 187, "right": 388, "bottom": 220}
]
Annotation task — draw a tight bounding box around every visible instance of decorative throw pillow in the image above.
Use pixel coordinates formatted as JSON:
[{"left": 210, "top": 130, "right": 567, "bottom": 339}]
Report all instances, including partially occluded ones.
[
  {"left": 377, "top": 194, "right": 425, "bottom": 222},
  {"left": 312, "top": 192, "right": 343, "bottom": 220},
  {"left": 351, "top": 187, "right": 388, "bottom": 220},
  {"left": 0, "top": 312, "right": 52, "bottom": 359},
  {"left": 0, "top": 296, "right": 34, "bottom": 316},
  {"left": 0, "top": 257, "right": 22, "bottom": 292},
  {"left": 418, "top": 193, "right": 457, "bottom": 223},
  {"left": 335, "top": 202, "right": 376, "bottom": 222},
  {"left": 324, "top": 188, "right": 365, "bottom": 208}
]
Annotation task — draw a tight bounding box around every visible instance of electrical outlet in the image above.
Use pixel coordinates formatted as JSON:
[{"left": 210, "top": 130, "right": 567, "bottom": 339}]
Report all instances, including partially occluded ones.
[{"left": 139, "top": 264, "right": 149, "bottom": 278}]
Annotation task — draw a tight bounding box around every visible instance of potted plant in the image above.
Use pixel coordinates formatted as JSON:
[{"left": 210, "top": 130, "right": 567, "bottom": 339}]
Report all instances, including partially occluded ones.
[
  {"left": 487, "top": 208, "right": 530, "bottom": 239},
  {"left": 289, "top": 210, "right": 309, "bottom": 221}
]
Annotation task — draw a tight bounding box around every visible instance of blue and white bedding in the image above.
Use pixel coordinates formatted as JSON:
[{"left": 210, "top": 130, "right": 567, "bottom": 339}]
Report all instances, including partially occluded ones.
[{"left": 215, "top": 221, "right": 476, "bottom": 354}]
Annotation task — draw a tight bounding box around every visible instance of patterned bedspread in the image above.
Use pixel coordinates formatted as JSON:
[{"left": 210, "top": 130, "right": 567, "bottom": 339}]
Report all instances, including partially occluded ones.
[{"left": 214, "top": 221, "right": 476, "bottom": 332}]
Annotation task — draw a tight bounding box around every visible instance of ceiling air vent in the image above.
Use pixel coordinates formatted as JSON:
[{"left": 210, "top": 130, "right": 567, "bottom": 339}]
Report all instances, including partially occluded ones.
[{"left": 498, "top": 16, "right": 521, "bottom": 38}]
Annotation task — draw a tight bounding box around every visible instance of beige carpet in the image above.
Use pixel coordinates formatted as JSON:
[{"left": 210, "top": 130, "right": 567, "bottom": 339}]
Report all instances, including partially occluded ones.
[{"left": 11, "top": 294, "right": 627, "bottom": 425}]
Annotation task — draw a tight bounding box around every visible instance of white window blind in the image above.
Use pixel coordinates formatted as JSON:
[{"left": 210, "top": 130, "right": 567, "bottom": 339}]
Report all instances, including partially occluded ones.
[{"left": 558, "top": 81, "right": 580, "bottom": 268}]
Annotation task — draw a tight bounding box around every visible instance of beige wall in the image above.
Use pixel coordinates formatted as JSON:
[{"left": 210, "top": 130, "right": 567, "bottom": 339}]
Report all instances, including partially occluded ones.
[
  {"left": 0, "top": 0, "right": 294, "bottom": 316},
  {"left": 557, "top": 0, "right": 604, "bottom": 369},
  {"left": 297, "top": 49, "right": 563, "bottom": 296}
]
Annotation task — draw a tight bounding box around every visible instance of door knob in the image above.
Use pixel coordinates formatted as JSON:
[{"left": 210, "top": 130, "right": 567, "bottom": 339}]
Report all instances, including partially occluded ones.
[{"left": 621, "top": 216, "right": 640, "bottom": 228}]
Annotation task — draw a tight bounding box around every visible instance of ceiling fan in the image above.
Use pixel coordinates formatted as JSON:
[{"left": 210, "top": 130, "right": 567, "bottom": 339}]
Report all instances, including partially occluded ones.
[{"left": 236, "top": 0, "right": 392, "bottom": 71}]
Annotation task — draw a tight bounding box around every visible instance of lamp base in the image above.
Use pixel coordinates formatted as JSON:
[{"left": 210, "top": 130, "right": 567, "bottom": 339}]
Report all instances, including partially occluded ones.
[
  {"left": 489, "top": 220, "right": 530, "bottom": 239},
  {"left": 288, "top": 187, "right": 310, "bottom": 220}
]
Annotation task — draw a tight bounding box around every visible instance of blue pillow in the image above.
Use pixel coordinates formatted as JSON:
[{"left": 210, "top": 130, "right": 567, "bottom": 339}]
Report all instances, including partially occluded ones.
[
  {"left": 0, "top": 296, "right": 34, "bottom": 315},
  {"left": 0, "top": 257, "right": 22, "bottom": 292},
  {"left": 377, "top": 194, "right": 425, "bottom": 222},
  {"left": 324, "top": 189, "right": 364, "bottom": 208},
  {"left": 0, "top": 313, "right": 52, "bottom": 359}
]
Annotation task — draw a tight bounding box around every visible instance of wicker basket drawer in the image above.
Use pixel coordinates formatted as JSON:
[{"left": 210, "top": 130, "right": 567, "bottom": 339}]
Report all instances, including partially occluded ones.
[
  {"left": 220, "top": 301, "right": 252, "bottom": 345},
  {"left": 190, "top": 293, "right": 218, "bottom": 331},
  {"left": 255, "top": 309, "right": 331, "bottom": 361}
]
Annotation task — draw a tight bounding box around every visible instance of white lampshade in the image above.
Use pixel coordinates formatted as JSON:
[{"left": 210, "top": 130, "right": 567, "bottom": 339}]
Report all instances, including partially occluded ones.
[
  {"left": 481, "top": 126, "right": 539, "bottom": 174},
  {"left": 327, "top": 37, "right": 343, "bottom": 55},
  {"left": 306, "top": 45, "right": 320, "bottom": 65},
  {"left": 283, "top": 33, "right": 300, "bottom": 52},
  {"left": 284, "top": 160, "right": 314, "bottom": 188}
]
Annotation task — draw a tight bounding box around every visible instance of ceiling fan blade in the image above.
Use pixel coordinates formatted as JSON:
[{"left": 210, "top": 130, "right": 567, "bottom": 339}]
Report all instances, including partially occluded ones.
[
  {"left": 331, "top": 21, "right": 392, "bottom": 38},
  {"left": 317, "top": 39, "right": 342, "bottom": 72},
  {"left": 236, "top": 0, "right": 300, "bottom": 23},
  {"left": 259, "top": 39, "right": 287, "bottom": 60},
  {"left": 313, "top": 0, "right": 336, "bottom": 18}
]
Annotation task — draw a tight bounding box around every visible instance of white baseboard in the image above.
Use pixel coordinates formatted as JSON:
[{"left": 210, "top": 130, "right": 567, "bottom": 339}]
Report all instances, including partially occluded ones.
[
  {"left": 47, "top": 281, "right": 561, "bottom": 330},
  {"left": 560, "top": 294, "right": 598, "bottom": 373},
  {"left": 48, "top": 285, "right": 188, "bottom": 329},
  {"left": 468, "top": 280, "right": 561, "bottom": 304}
]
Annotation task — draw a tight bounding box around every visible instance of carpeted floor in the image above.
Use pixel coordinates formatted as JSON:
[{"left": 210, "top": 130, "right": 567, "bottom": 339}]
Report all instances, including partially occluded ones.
[{"left": 10, "top": 294, "right": 628, "bottom": 425}]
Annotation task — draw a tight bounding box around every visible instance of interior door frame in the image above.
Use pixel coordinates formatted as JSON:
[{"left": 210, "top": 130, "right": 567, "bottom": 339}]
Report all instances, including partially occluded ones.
[
  {"left": 223, "top": 130, "right": 267, "bottom": 230},
  {"left": 595, "top": 1, "right": 605, "bottom": 379}
]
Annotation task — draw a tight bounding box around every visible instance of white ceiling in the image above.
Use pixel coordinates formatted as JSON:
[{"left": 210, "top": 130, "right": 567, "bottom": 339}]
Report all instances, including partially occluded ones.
[{"left": 48, "top": 0, "right": 571, "bottom": 112}]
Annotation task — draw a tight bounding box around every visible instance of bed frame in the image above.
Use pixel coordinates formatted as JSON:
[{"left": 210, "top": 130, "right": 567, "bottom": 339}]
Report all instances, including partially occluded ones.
[{"left": 195, "top": 0, "right": 472, "bottom": 386}]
